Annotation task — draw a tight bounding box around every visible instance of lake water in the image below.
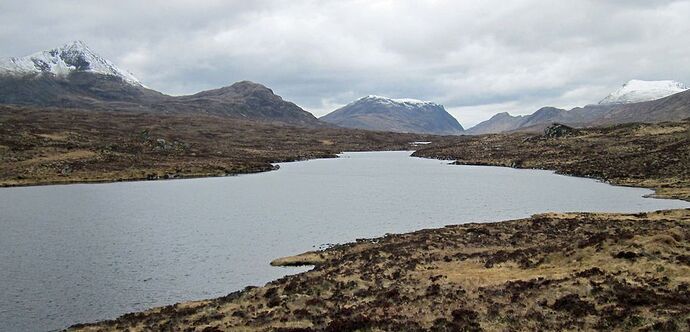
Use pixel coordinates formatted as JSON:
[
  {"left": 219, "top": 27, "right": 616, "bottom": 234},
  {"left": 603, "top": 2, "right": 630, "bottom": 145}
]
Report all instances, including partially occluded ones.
[{"left": 0, "top": 151, "right": 687, "bottom": 331}]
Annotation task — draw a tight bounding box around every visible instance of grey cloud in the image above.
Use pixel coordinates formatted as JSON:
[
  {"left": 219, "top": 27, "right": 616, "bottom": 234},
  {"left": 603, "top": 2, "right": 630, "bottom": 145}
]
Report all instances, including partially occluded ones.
[{"left": 1, "top": 0, "right": 689, "bottom": 127}]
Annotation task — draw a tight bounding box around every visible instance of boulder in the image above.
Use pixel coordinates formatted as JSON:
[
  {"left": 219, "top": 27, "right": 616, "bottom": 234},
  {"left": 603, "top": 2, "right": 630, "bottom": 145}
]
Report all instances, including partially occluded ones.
[{"left": 544, "top": 123, "right": 577, "bottom": 138}]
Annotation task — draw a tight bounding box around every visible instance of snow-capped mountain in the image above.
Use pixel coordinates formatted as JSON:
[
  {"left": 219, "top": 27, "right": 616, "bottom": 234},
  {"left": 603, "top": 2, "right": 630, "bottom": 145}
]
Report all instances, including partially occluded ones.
[
  {"left": 355, "top": 95, "right": 443, "bottom": 108},
  {"left": 599, "top": 79, "right": 687, "bottom": 105},
  {"left": 0, "top": 40, "right": 141, "bottom": 86},
  {"left": 321, "top": 95, "right": 464, "bottom": 135}
]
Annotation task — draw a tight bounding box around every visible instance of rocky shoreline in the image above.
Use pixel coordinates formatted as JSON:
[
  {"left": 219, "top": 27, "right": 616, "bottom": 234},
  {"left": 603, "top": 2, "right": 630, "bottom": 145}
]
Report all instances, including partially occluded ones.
[{"left": 68, "top": 120, "right": 690, "bottom": 331}]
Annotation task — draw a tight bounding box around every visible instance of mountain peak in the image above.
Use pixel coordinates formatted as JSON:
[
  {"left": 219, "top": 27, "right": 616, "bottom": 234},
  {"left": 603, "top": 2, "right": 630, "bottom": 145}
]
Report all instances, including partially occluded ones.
[
  {"left": 229, "top": 80, "right": 271, "bottom": 91},
  {"left": 0, "top": 41, "right": 142, "bottom": 86},
  {"left": 59, "top": 40, "right": 98, "bottom": 59},
  {"left": 599, "top": 79, "right": 687, "bottom": 105},
  {"left": 191, "top": 80, "right": 280, "bottom": 100},
  {"left": 490, "top": 112, "right": 516, "bottom": 119},
  {"left": 357, "top": 95, "right": 441, "bottom": 108},
  {"left": 63, "top": 40, "right": 90, "bottom": 50},
  {"left": 321, "top": 95, "right": 463, "bottom": 135}
]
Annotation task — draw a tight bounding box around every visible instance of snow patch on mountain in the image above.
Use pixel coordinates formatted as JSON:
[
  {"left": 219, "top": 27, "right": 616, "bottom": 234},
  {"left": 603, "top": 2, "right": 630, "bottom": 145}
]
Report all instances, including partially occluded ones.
[
  {"left": 0, "top": 40, "right": 142, "bottom": 86},
  {"left": 358, "top": 95, "right": 441, "bottom": 108},
  {"left": 599, "top": 79, "right": 687, "bottom": 105}
]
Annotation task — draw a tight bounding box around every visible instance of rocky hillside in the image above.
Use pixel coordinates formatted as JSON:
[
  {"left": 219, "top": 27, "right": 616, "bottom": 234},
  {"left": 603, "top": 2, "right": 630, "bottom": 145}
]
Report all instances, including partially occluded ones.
[
  {"left": 321, "top": 95, "right": 464, "bottom": 135},
  {"left": 0, "top": 42, "right": 321, "bottom": 126}
]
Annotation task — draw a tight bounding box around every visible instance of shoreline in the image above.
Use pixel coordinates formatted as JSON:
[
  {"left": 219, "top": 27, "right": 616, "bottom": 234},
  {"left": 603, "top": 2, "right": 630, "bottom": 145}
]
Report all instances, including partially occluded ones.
[
  {"left": 409, "top": 154, "right": 688, "bottom": 203},
  {"left": 452, "top": 160, "right": 687, "bottom": 202},
  {"left": 0, "top": 164, "right": 280, "bottom": 188},
  {"left": 0, "top": 150, "right": 424, "bottom": 189},
  {"left": 412, "top": 120, "right": 690, "bottom": 202},
  {"left": 70, "top": 208, "right": 690, "bottom": 331}
]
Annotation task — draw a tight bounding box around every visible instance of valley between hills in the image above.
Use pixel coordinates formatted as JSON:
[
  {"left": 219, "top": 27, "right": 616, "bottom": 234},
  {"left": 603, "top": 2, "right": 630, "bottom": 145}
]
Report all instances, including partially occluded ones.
[{"left": 68, "top": 120, "right": 690, "bottom": 331}]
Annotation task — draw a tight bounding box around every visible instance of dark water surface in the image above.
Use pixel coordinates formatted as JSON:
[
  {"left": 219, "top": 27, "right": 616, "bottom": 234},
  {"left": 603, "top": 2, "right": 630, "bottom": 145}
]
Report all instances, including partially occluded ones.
[{"left": 1, "top": 151, "right": 687, "bottom": 331}]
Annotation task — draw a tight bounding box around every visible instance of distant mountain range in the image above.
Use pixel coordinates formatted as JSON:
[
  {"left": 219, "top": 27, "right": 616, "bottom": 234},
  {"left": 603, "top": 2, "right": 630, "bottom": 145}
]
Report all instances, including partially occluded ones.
[
  {"left": 466, "top": 80, "right": 690, "bottom": 134},
  {"left": 2, "top": 41, "right": 689, "bottom": 135},
  {"left": 320, "top": 95, "right": 464, "bottom": 135},
  {"left": 0, "top": 41, "right": 319, "bottom": 126}
]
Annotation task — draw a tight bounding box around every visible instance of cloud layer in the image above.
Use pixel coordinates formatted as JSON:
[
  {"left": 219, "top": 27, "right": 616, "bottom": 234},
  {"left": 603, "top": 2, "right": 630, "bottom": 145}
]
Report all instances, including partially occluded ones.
[{"left": 2, "top": 0, "right": 689, "bottom": 127}]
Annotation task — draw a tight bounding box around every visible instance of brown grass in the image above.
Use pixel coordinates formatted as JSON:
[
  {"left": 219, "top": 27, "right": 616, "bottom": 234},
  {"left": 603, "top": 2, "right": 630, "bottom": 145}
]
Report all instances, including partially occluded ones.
[
  {"left": 0, "top": 105, "right": 455, "bottom": 187},
  {"left": 70, "top": 209, "right": 690, "bottom": 331}
]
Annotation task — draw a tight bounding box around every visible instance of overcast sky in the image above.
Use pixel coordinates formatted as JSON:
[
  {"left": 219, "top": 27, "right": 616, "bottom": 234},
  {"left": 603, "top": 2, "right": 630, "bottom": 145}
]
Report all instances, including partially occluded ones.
[{"left": 2, "top": 0, "right": 689, "bottom": 127}]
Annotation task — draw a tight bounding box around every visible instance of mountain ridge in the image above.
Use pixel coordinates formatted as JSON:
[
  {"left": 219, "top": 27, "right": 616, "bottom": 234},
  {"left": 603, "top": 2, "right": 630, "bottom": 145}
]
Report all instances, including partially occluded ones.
[
  {"left": 3, "top": 43, "right": 689, "bottom": 133},
  {"left": 0, "top": 42, "right": 320, "bottom": 126},
  {"left": 466, "top": 80, "right": 690, "bottom": 135}
]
